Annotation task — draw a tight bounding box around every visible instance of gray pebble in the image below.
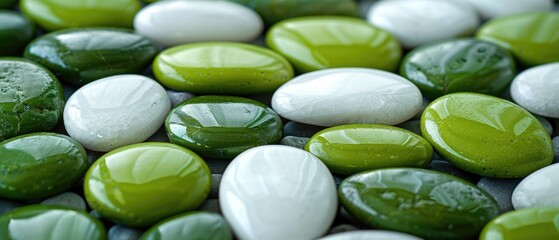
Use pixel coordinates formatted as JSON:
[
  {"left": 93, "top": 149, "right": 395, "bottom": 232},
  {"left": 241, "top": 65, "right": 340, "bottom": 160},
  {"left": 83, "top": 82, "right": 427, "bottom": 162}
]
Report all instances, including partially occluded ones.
[
  {"left": 41, "top": 192, "right": 87, "bottom": 211},
  {"left": 327, "top": 224, "right": 360, "bottom": 235},
  {"left": 283, "top": 121, "right": 325, "bottom": 138},
  {"left": 412, "top": 98, "right": 430, "bottom": 119},
  {"left": 166, "top": 90, "right": 195, "bottom": 107},
  {"left": 88, "top": 150, "right": 106, "bottom": 166},
  {"left": 205, "top": 159, "right": 231, "bottom": 174},
  {"left": 210, "top": 174, "right": 222, "bottom": 199},
  {"left": 89, "top": 210, "right": 103, "bottom": 220},
  {"left": 198, "top": 199, "right": 221, "bottom": 214},
  {"left": 280, "top": 136, "right": 309, "bottom": 149},
  {"left": 535, "top": 115, "right": 553, "bottom": 136},
  {"left": 249, "top": 93, "right": 274, "bottom": 107},
  {"left": 333, "top": 175, "right": 345, "bottom": 188},
  {"left": 477, "top": 177, "right": 522, "bottom": 213},
  {"left": 0, "top": 198, "right": 23, "bottom": 215},
  {"left": 554, "top": 136, "right": 559, "bottom": 163},
  {"left": 145, "top": 126, "right": 169, "bottom": 143},
  {"left": 428, "top": 160, "right": 480, "bottom": 183},
  {"left": 108, "top": 224, "right": 144, "bottom": 240},
  {"left": 396, "top": 120, "right": 422, "bottom": 136}
]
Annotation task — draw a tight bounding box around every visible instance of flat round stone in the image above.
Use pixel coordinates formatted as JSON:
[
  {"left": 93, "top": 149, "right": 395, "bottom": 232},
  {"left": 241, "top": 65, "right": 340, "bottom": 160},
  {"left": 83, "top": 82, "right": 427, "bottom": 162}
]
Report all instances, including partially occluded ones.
[
  {"left": 0, "top": 11, "right": 34, "bottom": 56},
  {"left": 400, "top": 39, "right": 516, "bottom": 99},
  {"left": 0, "top": 205, "right": 106, "bottom": 239},
  {"left": 272, "top": 68, "right": 423, "bottom": 127},
  {"left": 306, "top": 124, "right": 433, "bottom": 175},
  {"left": 339, "top": 168, "right": 500, "bottom": 239},
  {"left": 512, "top": 163, "right": 559, "bottom": 209},
  {"left": 477, "top": 12, "right": 559, "bottom": 66},
  {"left": 64, "top": 75, "right": 171, "bottom": 152},
  {"left": 510, "top": 63, "right": 559, "bottom": 118},
  {"left": 266, "top": 16, "right": 401, "bottom": 73},
  {"left": 25, "top": 28, "right": 158, "bottom": 86},
  {"left": 220, "top": 145, "right": 337, "bottom": 240},
  {"left": 84, "top": 142, "right": 211, "bottom": 227},
  {"left": 318, "top": 230, "right": 422, "bottom": 240},
  {"left": 456, "top": 0, "right": 554, "bottom": 20},
  {"left": 367, "top": 0, "right": 479, "bottom": 49},
  {"left": 480, "top": 207, "right": 559, "bottom": 240},
  {"left": 421, "top": 93, "right": 553, "bottom": 178},
  {"left": 20, "top": 0, "right": 141, "bottom": 31},
  {"left": 134, "top": 1, "right": 262, "bottom": 46},
  {"left": 166, "top": 96, "right": 282, "bottom": 159},
  {"left": 141, "top": 212, "right": 232, "bottom": 240},
  {"left": 0, "top": 58, "right": 64, "bottom": 141},
  {"left": 153, "top": 42, "right": 293, "bottom": 94}
]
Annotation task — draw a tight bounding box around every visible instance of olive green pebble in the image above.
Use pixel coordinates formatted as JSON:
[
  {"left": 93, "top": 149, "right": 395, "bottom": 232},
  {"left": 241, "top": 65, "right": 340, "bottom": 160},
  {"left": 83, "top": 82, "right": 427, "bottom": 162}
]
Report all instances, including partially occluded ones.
[
  {"left": 0, "top": 11, "right": 35, "bottom": 56},
  {"left": 141, "top": 212, "right": 232, "bottom": 240}
]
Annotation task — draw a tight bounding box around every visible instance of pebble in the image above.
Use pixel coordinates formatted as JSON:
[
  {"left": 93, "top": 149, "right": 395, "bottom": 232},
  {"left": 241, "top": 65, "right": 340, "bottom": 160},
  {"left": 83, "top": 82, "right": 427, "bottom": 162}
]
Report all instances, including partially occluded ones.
[
  {"left": 220, "top": 145, "right": 337, "bottom": 240},
  {"left": 166, "top": 90, "right": 195, "bottom": 108},
  {"left": 209, "top": 174, "right": 222, "bottom": 199},
  {"left": 456, "top": 0, "right": 555, "bottom": 20},
  {"left": 477, "top": 177, "right": 522, "bottom": 212},
  {"left": 282, "top": 121, "right": 325, "bottom": 138},
  {"left": 108, "top": 225, "right": 143, "bottom": 240},
  {"left": 512, "top": 163, "right": 559, "bottom": 209},
  {"left": 396, "top": 120, "right": 422, "bottom": 136},
  {"left": 41, "top": 192, "right": 87, "bottom": 211},
  {"left": 198, "top": 199, "right": 221, "bottom": 214},
  {"left": 64, "top": 75, "right": 171, "bottom": 152},
  {"left": 511, "top": 63, "right": 559, "bottom": 118},
  {"left": 280, "top": 136, "right": 309, "bottom": 149},
  {"left": 480, "top": 207, "right": 559, "bottom": 239},
  {"left": 319, "top": 230, "right": 422, "bottom": 240},
  {"left": 428, "top": 160, "right": 481, "bottom": 183},
  {"left": 134, "top": 0, "right": 263, "bottom": 46},
  {"left": 0, "top": 198, "right": 22, "bottom": 215},
  {"left": 367, "top": 0, "right": 479, "bottom": 49},
  {"left": 140, "top": 212, "right": 232, "bottom": 240},
  {"left": 554, "top": 136, "right": 559, "bottom": 163},
  {"left": 0, "top": 11, "right": 34, "bottom": 56},
  {"left": 272, "top": 68, "right": 423, "bottom": 127}
]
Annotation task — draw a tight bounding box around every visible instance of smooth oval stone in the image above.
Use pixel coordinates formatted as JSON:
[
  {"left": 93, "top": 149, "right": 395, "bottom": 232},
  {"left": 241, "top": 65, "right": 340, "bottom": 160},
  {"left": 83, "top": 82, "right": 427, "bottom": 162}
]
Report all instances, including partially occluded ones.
[
  {"left": 318, "top": 230, "right": 422, "bottom": 240},
  {"left": 25, "top": 28, "right": 158, "bottom": 86},
  {"left": 0, "top": 58, "right": 64, "bottom": 141},
  {"left": 456, "top": 0, "right": 554, "bottom": 20},
  {"left": 84, "top": 142, "right": 211, "bottom": 227},
  {"left": 0, "top": 133, "right": 88, "bottom": 200},
  {"left": 477, "top": 12, "right": 559, "bottom": 66},
  {"left": 512, "top": 163, "right": 559, "bottom": 209},
  {"left": 0, "top": 0, "right": 16, "bottom": 8},
  {"left": 480, "top": 207, "right": 559, "bottom": 240},
  {"left": 134, "top": 1, "right": 262, "bottom": 46},
  {"left": 339, "top": 168, "right": 500, "bottom": 240},
  {"left": 219, "top": 145, "right": 337, "bottom": 240},
  {"left": 140, "top": 212, "right": 232, "bottom": 240},
  {"left": 64, "top": 75, "right": 171, "bottom": 152},
  {"left": 306, "top": 124, "right": 433, "bottom": 175},
  {"left": 166, "top": 95, "right": 282, "bottom": 159},
  {"left": 510, "top": 63, "right": 559, "bottom": 118},
  {"left": 0, "top": 205, "right": 106, "bottom": 240},
  {"left": 266, "top": 16, "right": 401, "bottom": 73},
  {"left": 367, "top": 0, "right": 479, "bottom": 49},
  {"left": 20, "top": 0, "right": 141, "bottom": 31},
  {"left": 400, "top": 38, "right": 516, "bottom": 99},
  {"left": 153, "top": 42, "right": 293, "bottom": 94},
  {"left": 272, "top": 68, "right": 423, "bottom": 127},
  {"left": 421, "top": 93, "right": 553, "bottom": 178},
  {"left": 0, "top": 11, "right": 34, "bottom": 56}
]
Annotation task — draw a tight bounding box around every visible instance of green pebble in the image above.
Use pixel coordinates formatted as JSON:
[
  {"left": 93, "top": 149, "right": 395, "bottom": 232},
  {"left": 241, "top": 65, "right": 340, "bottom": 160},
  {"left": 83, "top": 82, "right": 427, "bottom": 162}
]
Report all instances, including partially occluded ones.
[
  {"left": 24, "top": 28, "right": 157, "bottom": 86},
  {"left": 480, "top": 207, "right": 559, "bottom": 240},
  {"left": 400, "top": 38, "right": 516, "bottom": 99},
  {"left": 0, "top": 58, "right": 64, "bottom": 141},
  {"left": 0, "top": 133, "right": 88, "bottom": 200},
  {"left": 339, "top": 168, "right": 500, "bottom": 240},
  {"left": 153, "top": 42, "right": 293, "bottom": 94},
  {"left": 141, "top": 212, "right": 232, "bottom": 240},
  {"left": 306, "top": 124, "right": 433, "bottom": 175},
  {"left": 266, "top": 16, "right": 402, "bottom": 73},
  {"left": 421, "top": 93, "right": 553, "bottom": 178},
  {"left": 84, "top": 142, "right": 211, "bottom": 227},
  {"left": 477, "top": 12, "right": 559, "bottom": 66},
  {"left": 166, "top": 96, "right": 282, "bottom": 159},
  {"left": 0, "top": 11, "right": 34, "bottom": 56},
  {"left": 0, "top": 205, "right": 106, "bottom": 240}
]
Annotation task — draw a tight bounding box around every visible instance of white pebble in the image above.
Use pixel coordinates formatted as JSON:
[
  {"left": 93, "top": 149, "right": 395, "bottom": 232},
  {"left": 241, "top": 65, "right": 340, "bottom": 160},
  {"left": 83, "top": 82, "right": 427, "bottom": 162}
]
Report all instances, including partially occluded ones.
[
  {"left": 511, "top": 62, "right": 559, "bottom": 118},
  {"left": 512, "top": 163, "right": 559, "bottom": 209}
]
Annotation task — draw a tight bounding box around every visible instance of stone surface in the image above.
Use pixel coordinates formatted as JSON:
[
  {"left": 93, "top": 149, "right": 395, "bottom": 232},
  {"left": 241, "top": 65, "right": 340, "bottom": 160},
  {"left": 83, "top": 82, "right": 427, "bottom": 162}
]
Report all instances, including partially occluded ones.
[
  {"left": 84, "top": 143, "right": 211, "bottom": 227},
  {"left": 272, "top": 68, "right": 423, "bottom": 127},
  {"left": 267, "top": 16, "right": 401, "bottom": 73},
  {"left": 41, "top": 192, "right": 87, "bottom": 211},
  {"left": 166, "top": 90, "right": 195, "bottom": 108},
  {"left": 209, "top": 174, "right": 221, "bottom": 199},
  {"left": 280, "top": 136, "right": 309, "bottom": 149},
  {"left": 319, "top": 230, "right": 422, "bottom": 240},
  {"left": 134, "top": 0, "right": 262, "bottom": 46},
  {"left": 0, "top": 11, "right": 34, "bottom": 56},
  {"left": 511, "top": 63, "right": 559, "bottom": 118},
  {"left": 480, "top": 207, "right": 559, "bottom": 240},
  {"left": 456, "top": 0, "right": 554, "bottom": 20},
  {"left": 536, "top": 115, "right": 554, "bottom": 136},
  {"left": 339, "top": 168, "right": 500, "bottom": 240},
  {"left": 512, "top": 163, "right": 559, "bottom": 209},
  {"left": 0, "top": 198, "right": 22, "bottom": 215},
  {"left": 153, "top": 42, "right": 293, "bottom": 94},
  {"left": 108, "top": 225, "right": 143, "bottom": 240},
  {"left": 367, "top": 0, "right": 479, "bottom": 49},
  {"left": 64, "top": 75, "right": 171, "bottom": 152},
  {"left": 427, "top": 160, "right": 480, "bottom": 184},
  {"left": 220, "top": 145, "right": 337, "bottom": 240},
  {"left": 554, "top": 136, "right": 559, "bottom": 163},
  {"left": 477, "top": 177, "right": 522, "bottom": 213},
  {"left": 283, "top": 121, "right": 325, "bottom": 138},
  {"left": 140, "top": 212, "right": 232, "bottom": 240},
  {"left": 421, "top": 93, "right": 553, "bottom": 178}
]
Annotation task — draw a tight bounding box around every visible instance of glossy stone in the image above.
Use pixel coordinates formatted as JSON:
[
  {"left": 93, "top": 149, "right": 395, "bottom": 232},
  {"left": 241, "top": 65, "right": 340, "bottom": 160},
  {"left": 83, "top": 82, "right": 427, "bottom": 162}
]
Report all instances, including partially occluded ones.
[
  {"left": 134, "top": 1, "right": 262, "bottom": 46},
  {"left": 25, "top": 28, "right": 158, "bottom": 86},
  {"left": 140, "top": 212, "right": 232, "bottom": 240},
  {"left": 272, "top": 68, "right": 423, "bottom": 127},
  {"left": 153, "top": 42, "right": 293, "bottom": 94},
  {"left": 0, "top": 58, "right": 64, "bottom": 141},
  {"left": 306, "top": 124, "right": 433, "bottom": 175},
  {"left": 220, "top": 145, "right": 337, "bottom": 240},
  {"left": 480, "top": 207, "right": 559, "bottom": 240},
  {"left": 421, "top": 93, "right": 553, "bottom": 178},
  {"left": 400, "top": 39, "right": 516, "bottom": 99},
  {"left": 20, "top": 0, "right": 141, "bottom": 31},
  {"left": 339, "top": 168, "right": 500, "bottom": 240},
  {"left": 477, "top": 12, "right": 559, "bottom": 66},
  {"left": 456, "top": 0, "right": 554, "bottom": 20},
  {"left": 367, "top": 0, "right": 479, "bottom": 49},
  {"left": 318, "top": 230, "right": 422, "bottom": 240},
  {"left": 512, "top": 163, "right": 559, "bottom": 209},
  {"left": 166, "top": 96, "right": 282, "bottom": 159},
  {"left": 266, "top": 16, "right": 401, "bottom": 73},
  {"left": 84, "top": 143, "right": 211, "bottom": 227},
  {"left": 510, "top": 63, "right": 559, "bottom": 118},
  {"left": 64, "top": 75, "right": 171, "bottom": 152},
  {"left": 0, "top": 205, "right": 106, "bottom": 240},
  {"left": 0, "top": 11, "right": 34, "bottom": 56}
]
